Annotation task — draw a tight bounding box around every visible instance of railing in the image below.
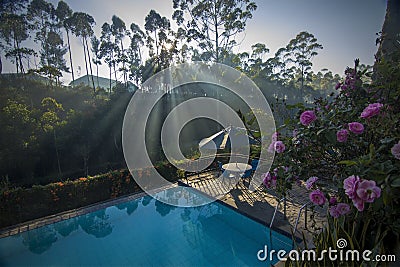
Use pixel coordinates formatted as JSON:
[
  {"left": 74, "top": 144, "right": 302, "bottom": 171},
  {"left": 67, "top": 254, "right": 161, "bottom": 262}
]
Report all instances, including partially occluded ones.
[{"left": 293, "top": 202, "right": 309, "bottom": 234}]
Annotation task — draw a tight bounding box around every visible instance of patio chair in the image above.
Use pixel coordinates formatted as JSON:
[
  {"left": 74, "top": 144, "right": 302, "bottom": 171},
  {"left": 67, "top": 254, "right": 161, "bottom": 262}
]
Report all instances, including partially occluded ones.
[{"left": 250, "top": 159, "right": 259, "bottom": 172}]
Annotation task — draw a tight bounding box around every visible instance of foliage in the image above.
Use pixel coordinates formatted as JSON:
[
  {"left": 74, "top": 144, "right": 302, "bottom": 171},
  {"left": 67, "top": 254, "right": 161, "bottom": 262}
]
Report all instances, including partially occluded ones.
[
  {"left": 172, "top": 0, "right": 257, "bottom": 62},
  {"left": 267, "top": 56, "right": 400, "bottom": 264},
  {"left": 0, "top": 161, "right": 181, "bottom": 228}
]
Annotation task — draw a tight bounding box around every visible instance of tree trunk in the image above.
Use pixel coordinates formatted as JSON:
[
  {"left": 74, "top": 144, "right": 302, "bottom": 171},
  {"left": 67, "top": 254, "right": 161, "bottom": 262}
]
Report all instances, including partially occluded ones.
[
  {"left": 96, "top": 64, "right": 99, "bottom": 88},
  {"left": 54, "top": 129, "right": 62, "bottom": 175},
  {"left": 82, "top": 38, "right": 90, "bottom": 85},
  {"left": 66, "top": 30, "right": 75, "bottom": 86},
  {"left": 109, "top": 64, "right": 112, "bottom": 94},
  {"left": 85, "top": 37, "right": 96, "bottom": 93},
  {"left": 0, "top": 55, "right": 2, "bottom": 74}
]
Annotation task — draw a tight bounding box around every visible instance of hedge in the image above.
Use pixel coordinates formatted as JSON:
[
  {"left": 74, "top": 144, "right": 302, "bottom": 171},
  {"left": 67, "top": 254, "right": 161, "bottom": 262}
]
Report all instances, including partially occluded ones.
[{"left": 0, "top": 163, "right": 181, "bottom": 229}]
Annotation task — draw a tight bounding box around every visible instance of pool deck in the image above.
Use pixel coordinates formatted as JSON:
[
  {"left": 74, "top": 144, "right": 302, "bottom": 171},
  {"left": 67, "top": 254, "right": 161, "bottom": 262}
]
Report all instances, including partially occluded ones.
[{"left": 181, "top": 170, "right": 326, "bottom": 243}]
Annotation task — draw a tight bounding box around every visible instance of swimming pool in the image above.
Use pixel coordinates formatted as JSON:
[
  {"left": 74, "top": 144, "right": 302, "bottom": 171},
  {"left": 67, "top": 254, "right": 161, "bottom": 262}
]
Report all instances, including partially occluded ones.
[{"left": 0, "top": 187, "right": 292, "bottom": 266}]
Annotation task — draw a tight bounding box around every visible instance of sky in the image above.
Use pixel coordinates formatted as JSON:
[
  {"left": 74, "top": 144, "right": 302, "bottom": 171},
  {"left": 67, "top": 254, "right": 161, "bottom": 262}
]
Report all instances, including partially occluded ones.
[{"left": 1, "top": 0, "right": 387, "bottom": 84}]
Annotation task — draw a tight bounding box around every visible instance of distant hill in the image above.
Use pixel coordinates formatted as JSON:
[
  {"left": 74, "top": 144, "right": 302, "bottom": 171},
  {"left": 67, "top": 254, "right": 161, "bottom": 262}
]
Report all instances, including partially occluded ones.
[{"left": 69, "top": 75, "right": 138, "bottom": 92}]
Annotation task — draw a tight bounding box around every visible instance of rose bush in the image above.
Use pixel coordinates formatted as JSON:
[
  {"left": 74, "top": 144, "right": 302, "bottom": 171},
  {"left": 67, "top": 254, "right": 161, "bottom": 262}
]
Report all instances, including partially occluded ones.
[{"left": 264, "top": 58, "right": 400, "bottom": 262}]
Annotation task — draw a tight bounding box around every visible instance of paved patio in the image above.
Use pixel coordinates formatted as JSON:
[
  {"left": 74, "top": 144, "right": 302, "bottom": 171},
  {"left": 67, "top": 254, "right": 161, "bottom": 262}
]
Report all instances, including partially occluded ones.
[{"left": 181, "top": 170, "right": 326, "bottom": 242}]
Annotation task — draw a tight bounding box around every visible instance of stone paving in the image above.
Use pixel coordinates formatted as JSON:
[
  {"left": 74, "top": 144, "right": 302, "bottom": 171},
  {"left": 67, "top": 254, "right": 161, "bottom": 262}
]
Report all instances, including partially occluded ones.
[{"left": 183, "top": 170, "right": 326, "bottom": 242}]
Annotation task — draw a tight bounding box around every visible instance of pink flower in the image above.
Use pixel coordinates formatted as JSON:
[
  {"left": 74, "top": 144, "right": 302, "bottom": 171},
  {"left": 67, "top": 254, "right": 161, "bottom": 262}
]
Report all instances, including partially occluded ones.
[
  {"left": 356, "top": 180, "right": 381, "bottom": 203},
  {"left": 329, "top": 196, "right": 337, "bottom": 205},
  {"left": 272, "top": 132, "right": 279, "bottom": 142},
  {"left": 343, "top": 175, "right": 361, "bottom": 199},
  {"left": 335, "top": 83, "right": 341, "bottom": 90},
  {"left": 300, "top": 110, "right": 317, "bottom": 126},
  {"left": 329, "top": 206, "right": 340, "bottom": 218},
  {"left": 309, "top": 190, "right": 326, "bottom": 206},
  {"left": 262, "top": 172, "right": 277, "bottom": 189},
  {"left": 360, "top": 103, "right": 383, "bottom": 119},
  {"left": 336, "top": 203, "right": 351, "bottom": 215},
  {"left": 391, "top": 142, "right": 400, "bottom": 160},
  {"left": 330, "top": 203, "right": 351, "bottom": 218},
  {"left": 348, "top": 122, "right": 364, "bottom": 135},
  {"left": 274, "top": 141, "right": 286, "bottom": 153},
  {"left": 336, "top": 129, "right": 349, "bottom": 142},
  {"left": 352, "top": 197, "right": 365, "bottom": 212},
  {"left": 344, "top": 176, "right": 381, "bottom": 212},
  {"left": 305, "top": 176, "right": 318, "bottom": 190},
  {"left": 268, "top": 141, "right": 276, "bottom": 153}
]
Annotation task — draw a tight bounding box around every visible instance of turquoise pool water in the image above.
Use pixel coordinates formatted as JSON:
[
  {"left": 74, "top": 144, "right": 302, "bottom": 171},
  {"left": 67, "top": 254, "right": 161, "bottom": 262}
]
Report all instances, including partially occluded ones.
[{"left": 0, "top": 187, "right": 292, "bottom": 266}]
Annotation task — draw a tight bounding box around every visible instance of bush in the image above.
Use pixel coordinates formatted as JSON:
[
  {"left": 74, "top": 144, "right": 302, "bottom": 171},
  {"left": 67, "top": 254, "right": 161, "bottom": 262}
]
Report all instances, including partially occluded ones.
[{"left": 265, "top": 58, "right": 400, "bottom": 264}]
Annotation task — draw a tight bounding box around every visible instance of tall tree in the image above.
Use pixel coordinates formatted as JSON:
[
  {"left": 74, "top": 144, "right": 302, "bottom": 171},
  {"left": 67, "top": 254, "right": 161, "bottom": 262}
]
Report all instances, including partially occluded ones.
[
  {"left": 55, "top": 1, "right": 75, "bottom": 84},
  {"left": 284, "top": 31, "right": 323, "bottom": 94},
  {"left": 0, "top": 0, "right": 30, "bottom": 74},
  {"left": 100, "top": 22, "right": 116, "bottom": 94},
  {"left": 70, "top": 12, "right": 96, "bottom": 92},
  {"left": 128, "top": 23, "right": 145, "bottom": 86},
  {"left": 91, "top": 36, "right": 102, "bottom": 88},
  {"left": 27, "top": 0, "right": 55, "bottom": 66},
  {"left": 111, "top": 15, "right": 128, "bottom": 86},
  {"left": 144, "top": 10, "right": 176, "bottom": 71},
  {"left": 0, "top": 13, "right": 31, "bottom": 74},
  {"left": 172, "top": 0, "right": 257, "bottom": 62}
]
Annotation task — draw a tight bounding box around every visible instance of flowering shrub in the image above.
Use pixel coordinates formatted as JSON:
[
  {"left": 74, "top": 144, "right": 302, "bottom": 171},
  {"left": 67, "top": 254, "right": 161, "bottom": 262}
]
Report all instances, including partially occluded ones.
[{"left": 267, "top": 58, "right": 400, "bottom": 259}]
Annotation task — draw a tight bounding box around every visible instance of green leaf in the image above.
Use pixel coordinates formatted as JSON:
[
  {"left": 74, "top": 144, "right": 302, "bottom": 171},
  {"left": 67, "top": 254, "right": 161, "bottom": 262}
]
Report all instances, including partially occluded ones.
[
  {"left": 390, "top": 177, "right": 400, "bottom": 187},
  {"left": 337, "top": 160, "right": 358, "bottom": 166}
]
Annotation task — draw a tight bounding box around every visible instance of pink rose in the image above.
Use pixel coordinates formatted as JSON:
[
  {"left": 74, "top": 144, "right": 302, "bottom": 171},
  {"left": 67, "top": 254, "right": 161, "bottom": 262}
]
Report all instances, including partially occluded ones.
[
  {"left": 348, "top": 122, "right": 364, "bottom": 135},
  {"left": 274, "top": 141, "right": 286, "bottom": 153},
  {"left": 356, "top": 180, "right": 381, "bottom": 203},
  {"left": 360, "top": 103, "right": 383, "bottom": 119},
  {"left": 262, "top": 172, "right": 277, "bottom": 189},
  {"left": 343, "top": 175, "right": 361, "bottom": 200},
  {"left": 329, "top": 196, "right": 337, "bottom": 205},
  {"left": 300, "top": 110, "right": 317, "bottom": 126},
  {"left": 344, "top": 176, "right": 381, "bottom": 212},
  {"left": 309, "top": 190, "right": 326, "bottom": 206},
  {"left": 305, "top": 176, "right": 318, "bottom": 190},
  {"left": 336, "top": 129, "right": 349, "bottom": 142},
  {"left": 272, "top": 132, "right": 279, "bottom": 142},
  {"left": 352, "top": 197, "right": 365, "bottom": 212},
  {"left": 329, "top": 206, "right": 340, "bottom": 218},
  {"left": 391, "top": 142, "right": 400, "bottom": 160},
  {"left": 336, "top": 203, "right": 351, "bottom": 215},
  {"left": 268, "top": 142, "right": 276, "bottom": 153}
]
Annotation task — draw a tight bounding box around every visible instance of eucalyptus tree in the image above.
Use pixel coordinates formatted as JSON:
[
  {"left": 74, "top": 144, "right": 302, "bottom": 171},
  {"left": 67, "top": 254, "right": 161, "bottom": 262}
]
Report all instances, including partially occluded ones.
[
  {"left": 100, "top": 22, "right": 116, "bottom": 93},
  {"left": 91, "top": 36, "right": 102, "bottom": 88},
  {"left": 0, "top": 13, "right": 31, "bottom": 74},
  {"left": 0, "top": 0, "right": 31, "bottom": 74},
  {"left": 41, "top": 29, "right": 68, "bottom": 84},
  {"left": 144, "top": 10, "right": 177, "bottom": 71},
  {"left": 128, "top": 22, "right": 145, "bottom": 86},
  {"left": 111, "top": 15, "right": 128, "bottom": 86},
  {"left": 55, "top": 1, "right": 75, "bottom": 84},
  {"left": 70, "top": 12, "right": 96, "bottom": 92},
  {"left": 247, "top": 43, "right": 269, "bottom": 78},
  {"left": 27, "top": 0, "right": 54, "bottom": 65},
  {"left": 172, "top": 0, "right": 257, "bottom": 63},
  {"left": 144, "top": 10, "right": 169, "bottom": 58},
  {"left": 284, "top": 31, "right": 323, "bottom": 94}
]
